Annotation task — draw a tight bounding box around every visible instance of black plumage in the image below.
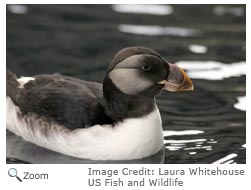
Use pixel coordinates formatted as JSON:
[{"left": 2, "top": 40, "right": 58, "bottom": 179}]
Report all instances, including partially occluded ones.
[{"left": 7, "top": 72, "right": 113, "bottom": 129}]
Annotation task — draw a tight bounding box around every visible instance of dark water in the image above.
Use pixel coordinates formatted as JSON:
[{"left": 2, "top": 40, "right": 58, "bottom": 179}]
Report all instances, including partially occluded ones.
[{"left": 6, "top": 4, "right": 246, "bottom": 164}]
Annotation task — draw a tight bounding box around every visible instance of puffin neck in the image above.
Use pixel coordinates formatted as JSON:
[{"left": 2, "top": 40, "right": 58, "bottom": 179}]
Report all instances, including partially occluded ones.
[{"left": 102, "top": 76, "right": 155, "bottom": 122}]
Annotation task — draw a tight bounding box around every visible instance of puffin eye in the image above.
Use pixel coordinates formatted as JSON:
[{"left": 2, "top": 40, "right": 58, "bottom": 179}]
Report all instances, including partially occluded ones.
[{"left": 142, "top": 65, "right": 151, "bottom": 71}]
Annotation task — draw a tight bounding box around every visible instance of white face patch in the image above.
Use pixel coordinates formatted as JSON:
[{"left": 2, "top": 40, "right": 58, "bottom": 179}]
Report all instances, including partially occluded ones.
[
  {"left": 109, "top": 55, "right": 153, "bottom": 95},
  {"left": 109, "top": 69, "right": 152, "bottom": 95},
  {"left": 17, "top": 77, "right": 35, "bottom": 88}
]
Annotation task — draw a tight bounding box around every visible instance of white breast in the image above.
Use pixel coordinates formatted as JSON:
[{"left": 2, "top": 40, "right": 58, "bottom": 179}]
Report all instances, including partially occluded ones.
[{"left": 6, "top": 96, "right": 163, "bottom": 160}]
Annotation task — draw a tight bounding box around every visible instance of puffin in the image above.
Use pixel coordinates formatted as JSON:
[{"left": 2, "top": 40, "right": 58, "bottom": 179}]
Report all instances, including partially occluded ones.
[{"left": 6, "top": 46, "right": 193, "bottom": 160}]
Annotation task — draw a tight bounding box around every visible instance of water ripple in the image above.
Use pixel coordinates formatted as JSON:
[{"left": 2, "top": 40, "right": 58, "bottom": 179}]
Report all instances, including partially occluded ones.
[{"left": 211, "top": 153, "right": 238, "bottom": 164}]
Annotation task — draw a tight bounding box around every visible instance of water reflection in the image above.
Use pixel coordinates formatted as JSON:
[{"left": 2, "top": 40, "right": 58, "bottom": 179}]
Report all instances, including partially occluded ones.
[
  {"left": 234, "top": 96, "right": 246, "bottom": 111},
  {"left": 6, "top": 130, "right": 165, "bottom": 164},
  {"left": 118, "top": 24, "right": 199, "bottom": 37},
  {"left": 112, "top": 4, "right": 173, "bottom": 15},
  {"left": 163, "top": 130, "right": 204, "bottom": 136},
  {"left": 213, "top": 6, "right": 244, "bottom": 17},
  {"left": 188, "top": 44, "right": 208, "bottom": 54},
  {"left": 176, "top": 61, "right": 246, "bottom": 80},
  {"left": 7, "top": 5, "right": 28, "bottom": 14}
]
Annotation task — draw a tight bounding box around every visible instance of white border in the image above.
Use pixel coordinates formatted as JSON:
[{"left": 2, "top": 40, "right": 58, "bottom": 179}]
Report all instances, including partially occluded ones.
[
  {"left": 3, "top": 0, "right": 249, "bottom": 4},
  {"left": 1, "top": 1, "right": 249, "bottom": 190},
  {"left": 1, "top": 1, "right": 6, "bottom": 165}
]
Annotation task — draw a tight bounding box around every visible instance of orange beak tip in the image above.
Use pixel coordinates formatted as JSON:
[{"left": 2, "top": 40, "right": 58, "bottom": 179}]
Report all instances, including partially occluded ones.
[{"left": 159, "top": 64, "right": 194, "bottom": 92}]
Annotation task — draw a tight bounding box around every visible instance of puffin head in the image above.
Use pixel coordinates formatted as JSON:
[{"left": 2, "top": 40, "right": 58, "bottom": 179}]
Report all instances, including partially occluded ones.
[{"left": 104, "top": 46, "right": 193, "bottom": 97}]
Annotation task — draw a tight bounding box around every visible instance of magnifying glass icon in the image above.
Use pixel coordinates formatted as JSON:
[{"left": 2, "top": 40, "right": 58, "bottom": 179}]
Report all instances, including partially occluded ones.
[{"left": 8, "top": 168, "right": 22, "bottom": 182}]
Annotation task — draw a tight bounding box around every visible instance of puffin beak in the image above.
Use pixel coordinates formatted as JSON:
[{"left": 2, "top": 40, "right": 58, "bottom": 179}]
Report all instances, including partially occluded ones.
[{"left": 158, "top": 64, "right": 194, "bottom": 92}]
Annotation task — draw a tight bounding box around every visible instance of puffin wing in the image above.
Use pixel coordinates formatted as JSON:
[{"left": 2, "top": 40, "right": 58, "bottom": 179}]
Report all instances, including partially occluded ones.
[{"left": 7, "top": 71, "right": 110, "bottom": 129}]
